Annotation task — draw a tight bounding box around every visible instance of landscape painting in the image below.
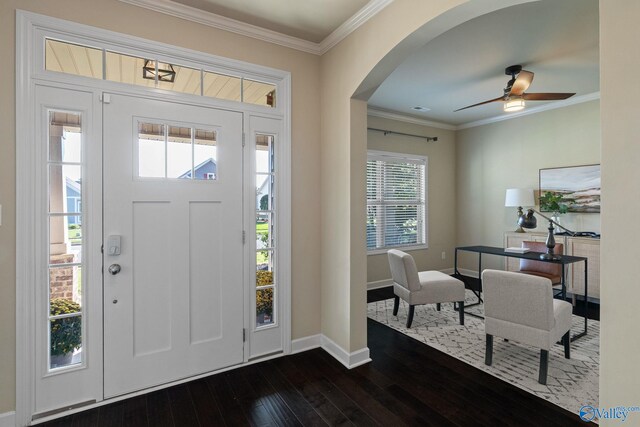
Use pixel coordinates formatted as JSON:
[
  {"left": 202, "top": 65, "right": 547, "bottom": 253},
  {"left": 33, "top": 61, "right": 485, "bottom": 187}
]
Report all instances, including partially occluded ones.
[{"left": 539, "top": 164, "right": 601, "bottom": 213}]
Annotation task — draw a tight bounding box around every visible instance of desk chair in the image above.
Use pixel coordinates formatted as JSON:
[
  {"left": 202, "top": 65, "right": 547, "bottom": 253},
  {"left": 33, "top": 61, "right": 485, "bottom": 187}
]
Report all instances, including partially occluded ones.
[
  {"left": 482, "top": 269, "right": 571, "bottom": 385},
  {"left": 387, "top": 249, "right": 466, "bottom": 328},
  {"left": 519, "top": 241, "right": 565, "bottom": 298}
]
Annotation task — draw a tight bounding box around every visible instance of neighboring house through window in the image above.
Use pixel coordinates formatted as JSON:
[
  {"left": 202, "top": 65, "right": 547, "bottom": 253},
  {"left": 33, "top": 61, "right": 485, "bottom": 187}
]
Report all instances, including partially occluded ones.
[{"left": 366, "top": 150, "right": 428, "bottom": 253}]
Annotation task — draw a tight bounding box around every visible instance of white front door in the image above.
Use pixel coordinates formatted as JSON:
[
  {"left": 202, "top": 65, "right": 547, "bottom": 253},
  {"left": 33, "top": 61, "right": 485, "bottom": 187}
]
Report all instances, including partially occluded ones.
[{"left": 103, "top": 94, "right": 244, "bottom": 397}]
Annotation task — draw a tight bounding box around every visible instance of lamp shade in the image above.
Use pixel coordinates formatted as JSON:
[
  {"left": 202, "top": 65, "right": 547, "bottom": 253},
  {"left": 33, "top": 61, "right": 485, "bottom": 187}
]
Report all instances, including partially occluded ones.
[{"left": 505, "top": 188, "right": 534, "bottom": 207}]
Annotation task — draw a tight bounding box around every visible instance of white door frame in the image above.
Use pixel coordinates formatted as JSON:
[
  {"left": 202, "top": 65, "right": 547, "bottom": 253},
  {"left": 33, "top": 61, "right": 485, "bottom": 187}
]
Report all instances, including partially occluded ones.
[{"left": 16, "top": 11, "right": 291, "bottom": 425}]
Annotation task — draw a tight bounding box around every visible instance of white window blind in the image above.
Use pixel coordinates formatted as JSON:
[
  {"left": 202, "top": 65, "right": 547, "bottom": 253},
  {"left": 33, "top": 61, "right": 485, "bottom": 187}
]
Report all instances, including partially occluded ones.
[{"left": 366, "top": 151, "right": 427, "bottom": 252}]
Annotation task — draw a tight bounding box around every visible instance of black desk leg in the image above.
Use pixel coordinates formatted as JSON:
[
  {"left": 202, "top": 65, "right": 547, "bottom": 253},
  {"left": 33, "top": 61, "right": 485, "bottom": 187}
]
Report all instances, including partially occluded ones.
[
  {"left": 561, "top": 264, "right": 566, "bottom": 300},
  {"left": 571, "top": 259, "right": 589, "bottom": 342}
]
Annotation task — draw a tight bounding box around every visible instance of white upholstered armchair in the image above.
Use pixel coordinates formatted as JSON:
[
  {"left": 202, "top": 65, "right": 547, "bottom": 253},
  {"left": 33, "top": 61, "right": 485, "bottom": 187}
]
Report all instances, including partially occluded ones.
[
  {"left": 481, "top": 269, "right": 572, "bottom": 385},
  {"left": 387, "top": 249, "right": 466, "bottom": 328}
]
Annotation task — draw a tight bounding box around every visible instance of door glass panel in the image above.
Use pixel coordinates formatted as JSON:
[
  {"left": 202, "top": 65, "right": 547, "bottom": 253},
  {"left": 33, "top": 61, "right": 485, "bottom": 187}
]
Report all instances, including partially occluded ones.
[
  {"left": 194, "top": 129, "right": 217, "bottom": 180},
  {"left": 157, "top": 63, "right": 202, "bottom": 95},
  {"left": 47, "top": 110, "right": 85, "bottom": 371},
  {"left": 106, "top": 51, "right": 156, "bottom": 88},
  {"left": 49, "top": 266, "right": 82, "bottom": 306},
  {"left": 256, "top": 213, "right": 271, "bottom": 249},
  {"left": 138, "top": 122, "right": 166, "bottom": 178},
  {"left": 256, "top": 288, "right": 274, "bottom": 327},
  {"left": 255, "top": 133, "right": 276, "bottom": 328},
  {"left": 45, "top": 39, "right": 103, "bottom": 79},
  {"left": 49, "top": 112, "right": 82, "bottom": 162},
  {"left": 49, "top": 216, "right": 82, "bottom": 265},
  {"left": 167, "top": 126, "right": 193, "bottom": 179},
  {"left": 243, "top": 79, "right": 276, "bottom": 107},
  {"left": 49, "top": 314, "right": 82, "bottom": 369},
  {"left": 203, "top": 71, "right": 242, "bottom": 102},
  {"left": 49, "top": 165, "right": 82, "bottom": 215}
]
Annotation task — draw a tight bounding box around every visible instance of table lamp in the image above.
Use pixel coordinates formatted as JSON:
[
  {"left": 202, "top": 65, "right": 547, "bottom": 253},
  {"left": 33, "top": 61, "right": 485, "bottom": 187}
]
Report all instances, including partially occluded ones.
[
  {"left": 505, "top": 188, "right": 535, "bottom": 233},
  {"left": 518, "top": 208, "right": 576, "bottom": 260}
]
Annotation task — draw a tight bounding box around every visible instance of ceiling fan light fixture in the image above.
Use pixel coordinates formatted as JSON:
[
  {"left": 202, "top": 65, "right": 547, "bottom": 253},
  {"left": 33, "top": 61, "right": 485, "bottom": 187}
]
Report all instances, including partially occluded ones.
[{"left": 504, "top": 97, "right": 525, "bottom": 112}]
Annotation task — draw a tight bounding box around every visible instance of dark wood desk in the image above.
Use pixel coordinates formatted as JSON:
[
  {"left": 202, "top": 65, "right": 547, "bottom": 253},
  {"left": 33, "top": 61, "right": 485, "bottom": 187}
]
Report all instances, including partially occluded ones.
[{"left": 454, "top": 245, "right": 588, "bottom": 341}]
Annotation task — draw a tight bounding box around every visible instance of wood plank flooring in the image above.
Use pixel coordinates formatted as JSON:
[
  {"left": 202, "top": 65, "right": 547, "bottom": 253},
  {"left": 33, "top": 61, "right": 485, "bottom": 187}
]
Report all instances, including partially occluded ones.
[{"left": 40, "top": 317, "right": 585, "bottom": 426}]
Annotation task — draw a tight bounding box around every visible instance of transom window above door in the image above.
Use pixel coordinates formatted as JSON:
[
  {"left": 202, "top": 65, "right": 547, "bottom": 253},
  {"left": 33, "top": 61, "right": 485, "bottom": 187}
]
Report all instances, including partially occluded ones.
[
  {"left": 44, "top": 39, "right": 277, "bottom": 107},
  {"left": 137, "top": 121, "right": 218, "bottom": 180}
]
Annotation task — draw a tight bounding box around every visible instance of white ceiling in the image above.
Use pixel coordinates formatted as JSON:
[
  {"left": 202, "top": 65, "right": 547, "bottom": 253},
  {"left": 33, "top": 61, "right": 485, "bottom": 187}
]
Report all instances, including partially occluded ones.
[
  {"left": 170, "top": 0, "right": 369, "bottom": 43},
  {"left": 125, "top": 0, "right": 599, "bottom": 126},
  {"left": 367, "top": 0, "right": 600, "bottom": 127}
]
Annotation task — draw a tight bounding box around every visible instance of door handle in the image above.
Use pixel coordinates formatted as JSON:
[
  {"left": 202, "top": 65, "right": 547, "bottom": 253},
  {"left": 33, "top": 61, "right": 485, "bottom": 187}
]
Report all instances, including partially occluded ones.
[{"left": 108, "top": 264, "right": 121, "bottom": 275}]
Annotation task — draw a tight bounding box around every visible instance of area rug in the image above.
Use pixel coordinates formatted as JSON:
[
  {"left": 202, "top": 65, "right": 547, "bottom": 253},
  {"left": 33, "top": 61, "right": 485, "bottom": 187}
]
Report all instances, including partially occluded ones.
[{"left": 367, "top": 290, "right": 599, "bottom": 420}]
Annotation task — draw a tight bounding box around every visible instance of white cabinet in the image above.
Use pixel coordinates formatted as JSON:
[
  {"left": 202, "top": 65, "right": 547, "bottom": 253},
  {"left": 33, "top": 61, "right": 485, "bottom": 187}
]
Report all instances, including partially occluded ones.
[
  {"left": 503, "top": 232, "right": 600, "bottom": 300},
  {"left": 567, "top": 237, "right": 600, "bottom": 299}
]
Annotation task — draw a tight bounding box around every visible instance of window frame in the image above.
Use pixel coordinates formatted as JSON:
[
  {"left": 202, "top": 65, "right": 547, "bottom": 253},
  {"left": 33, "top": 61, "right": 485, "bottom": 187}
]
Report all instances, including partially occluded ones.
[{"left": 366, "top": 149, "right": 428, "bottom": 255}]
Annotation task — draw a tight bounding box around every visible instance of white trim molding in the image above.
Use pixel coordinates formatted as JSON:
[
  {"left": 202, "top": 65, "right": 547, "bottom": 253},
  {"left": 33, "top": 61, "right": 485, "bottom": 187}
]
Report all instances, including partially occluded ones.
[
  {"left": 367, "top": 107, "right": 456, "bottom": 130},
  {"left": 320, "top": 335, "right": 372, "bottom": 369},
  {"left": 0, "top": 412, "right": 15, "bottom": 427},
  {"left": 368, "top": 92, "right": 601, "bottom": 131},
  {"left": 291, "top": 334, "right": 322, "bottom": 354},
  {"left": 291, "top": 334, "right": 372, "bottom": 369},
  {"left": 118, "top": 0, "right": 393, "bottom": 55},
  {"left": 367, "top": 279, "right": 393, "bottom": 290}
]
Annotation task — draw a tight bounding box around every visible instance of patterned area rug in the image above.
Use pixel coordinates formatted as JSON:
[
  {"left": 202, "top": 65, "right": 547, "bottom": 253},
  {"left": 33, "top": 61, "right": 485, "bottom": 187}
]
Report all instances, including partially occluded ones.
[{"left": 367, "top": 290, "right": 599, "bottom": 420}]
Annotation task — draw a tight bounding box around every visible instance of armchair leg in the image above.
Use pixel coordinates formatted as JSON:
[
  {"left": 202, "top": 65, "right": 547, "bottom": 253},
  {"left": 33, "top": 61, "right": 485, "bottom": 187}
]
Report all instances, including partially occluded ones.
[
  {"left": 563, "top": 331, "right": 571, "bottom": 359},
  {"left": 392, "top": 296, "right": 400, "bottom": 316},
  {"left": 436, "top": 303, "right": 441, "bottom": 311},
  {"left": 485, "top": 334, "right": 493, "bottom": 366},
  {"left": 406, "top": 305, "right": 415, "bottom": 328},
  {"left": 539, "top": 350, "right": 549, "bottom": 385},
  {"left": 458, "top": 301, "right": 464, "bottom": 325}
]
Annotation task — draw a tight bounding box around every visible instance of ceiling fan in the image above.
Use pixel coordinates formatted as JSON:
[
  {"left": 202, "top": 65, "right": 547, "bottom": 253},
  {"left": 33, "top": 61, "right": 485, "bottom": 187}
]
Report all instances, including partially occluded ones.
[{"left": 454, "top": 65, "right": 575, "bottom": 112}]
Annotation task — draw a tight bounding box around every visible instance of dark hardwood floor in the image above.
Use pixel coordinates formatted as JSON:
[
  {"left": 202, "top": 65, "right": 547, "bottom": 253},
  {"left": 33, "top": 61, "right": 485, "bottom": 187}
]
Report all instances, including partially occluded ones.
[{"left": 40, "top": 307, "right": 586, "bottom": 426}]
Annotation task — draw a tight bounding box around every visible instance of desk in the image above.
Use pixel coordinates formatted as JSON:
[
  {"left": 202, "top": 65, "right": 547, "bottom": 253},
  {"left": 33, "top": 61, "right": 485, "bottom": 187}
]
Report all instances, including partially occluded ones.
[{"left": 454, "top": 245, "right": 588, "bottom": 342}]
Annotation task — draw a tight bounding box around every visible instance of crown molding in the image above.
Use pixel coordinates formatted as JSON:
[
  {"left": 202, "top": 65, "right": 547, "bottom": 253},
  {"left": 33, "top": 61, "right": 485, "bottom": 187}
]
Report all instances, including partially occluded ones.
[
  {"left": 369, "top": 92, "right": 600, "bottom": 131},
  {"left": 456, "top": 92, "right": 601, "bottom": 130},
  {"left": 118, "top": 0, "right": 393, "bottom": 56},
  {"left": 318, "top": 0, "right": 394, "bottom": 55},
  {"left": 367, "top": 107, "right": 457, "bottom": 130}
]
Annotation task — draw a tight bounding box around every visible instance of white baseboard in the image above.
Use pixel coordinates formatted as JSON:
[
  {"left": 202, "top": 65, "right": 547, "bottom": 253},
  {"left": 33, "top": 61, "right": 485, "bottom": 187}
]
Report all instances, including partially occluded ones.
[
  {"left": 291, "top": 334, "right": 321, "bottom": 354},
  {"left": 292, "top": 333, "right": 372, "bottom": 369},
  {"left": 320, "top": 335, "right": 371, "bottom": 369},
  {"left": 367, "top": 279, "right": 393, "bottom": 290},
  {"left": 0, "top": 411, "right": 15, "bottom": 427}
]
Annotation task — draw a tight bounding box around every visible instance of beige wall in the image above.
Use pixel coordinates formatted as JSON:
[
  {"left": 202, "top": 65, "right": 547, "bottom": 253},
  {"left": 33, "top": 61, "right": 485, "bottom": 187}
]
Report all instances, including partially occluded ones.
[
  {"left": 599, "top": 1, "right": 640, "bottom": 422},
  {"left": 0, "top": 0, "right": 322, "bottom": 413},
  {"left": 320, "top": 0, "right": 466, "bottom": 354},
  {"left": 366, "top": 116, "right": 457, "bottom": 283},
  {"left": 456, "top": 101, "right": 601, "bottom": 271}
]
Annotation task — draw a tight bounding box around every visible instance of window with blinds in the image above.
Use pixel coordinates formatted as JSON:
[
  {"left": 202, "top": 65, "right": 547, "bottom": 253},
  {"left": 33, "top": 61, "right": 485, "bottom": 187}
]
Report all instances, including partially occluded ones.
[{"left": 366, "top": 151, "right": 427, "bottom": 252}]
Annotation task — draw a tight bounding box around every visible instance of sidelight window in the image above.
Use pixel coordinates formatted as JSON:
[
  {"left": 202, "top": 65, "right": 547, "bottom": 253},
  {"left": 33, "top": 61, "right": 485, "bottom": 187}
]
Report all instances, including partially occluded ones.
[
  {"left": 47, "top": 110, "right": 85, "bottom": 370},
  {"left": 256, "top": 134, "right": 276, "bottom": 327}
]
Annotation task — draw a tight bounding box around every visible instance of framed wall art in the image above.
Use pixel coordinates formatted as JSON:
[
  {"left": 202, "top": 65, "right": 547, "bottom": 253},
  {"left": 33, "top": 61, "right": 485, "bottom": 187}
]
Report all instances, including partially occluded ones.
[{"left": 539, "top": 164, "right": 601, "bottom": 213}]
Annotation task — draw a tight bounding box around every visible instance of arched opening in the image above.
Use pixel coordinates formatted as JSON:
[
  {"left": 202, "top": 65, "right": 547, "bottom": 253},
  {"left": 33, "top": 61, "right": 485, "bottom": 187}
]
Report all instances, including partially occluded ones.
[{"left": 335, "top": 0, "right": 600, "bottom": 416}]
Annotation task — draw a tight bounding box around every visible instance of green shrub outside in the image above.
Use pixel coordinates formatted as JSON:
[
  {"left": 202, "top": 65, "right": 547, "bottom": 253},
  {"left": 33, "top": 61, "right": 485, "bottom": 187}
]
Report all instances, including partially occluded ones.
[{"left": 50, "top": 298, "right": 82, "bottom": 356}]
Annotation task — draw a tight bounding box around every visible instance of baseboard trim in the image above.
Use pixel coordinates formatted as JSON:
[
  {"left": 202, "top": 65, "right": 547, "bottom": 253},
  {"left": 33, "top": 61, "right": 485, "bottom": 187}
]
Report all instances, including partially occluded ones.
[
  {"left": 320, "top": 335, "right": 371, "bottom": 369},
  {"left": 0, "top": 411, "right": 15, "bottom": 427},
  {"left": 367, "top": 279, "right": 393, "bottom": 290},
  {"left": 291, "top": 334, "right": 322, "bottom": 354}
]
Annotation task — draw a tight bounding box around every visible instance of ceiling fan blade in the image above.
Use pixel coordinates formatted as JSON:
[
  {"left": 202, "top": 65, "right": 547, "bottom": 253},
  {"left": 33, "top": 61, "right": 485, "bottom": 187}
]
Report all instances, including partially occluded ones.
[
  {"left": 509, "top": 70, "right": 534, "bottom": 96},
  {"left": 454, "top": 96, "right": 504, "bottom": 112},
  {"left": 522, "top": 92, "right": 576, "bottom": 101}
]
